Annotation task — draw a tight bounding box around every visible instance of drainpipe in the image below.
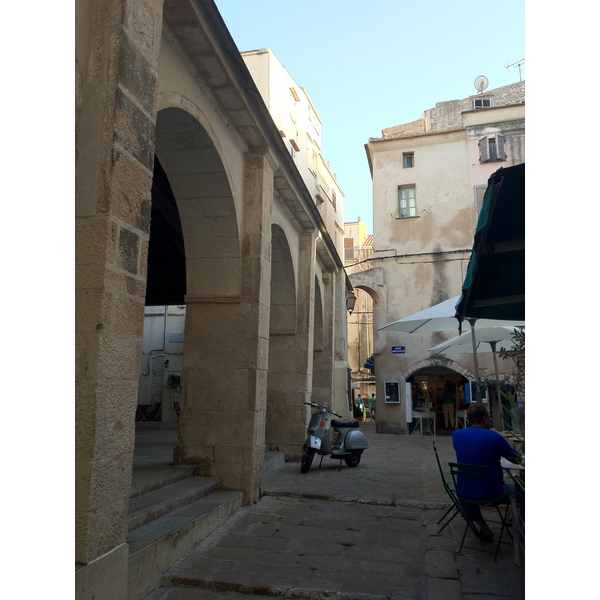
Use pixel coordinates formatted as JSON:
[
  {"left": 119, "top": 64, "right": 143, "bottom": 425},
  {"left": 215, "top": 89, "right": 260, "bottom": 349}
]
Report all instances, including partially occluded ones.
[{"left": 140, "top": 306, "right": 168, "bottom": 375}]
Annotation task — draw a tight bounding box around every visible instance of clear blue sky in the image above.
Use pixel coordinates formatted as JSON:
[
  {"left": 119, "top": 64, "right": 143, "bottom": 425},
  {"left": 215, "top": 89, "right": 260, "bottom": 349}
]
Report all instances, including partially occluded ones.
[{"left": 215, "top": 0, "right": 525, "bottom": 234}]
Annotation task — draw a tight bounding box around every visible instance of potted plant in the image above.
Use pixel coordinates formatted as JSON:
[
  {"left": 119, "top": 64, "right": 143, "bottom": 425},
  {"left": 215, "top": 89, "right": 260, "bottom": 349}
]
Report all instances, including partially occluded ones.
[
  {"left": 166, "top": 374, "right": 181, "bottom": 390},
  {"left": 166, "top": 373, "right": 182, "bottom": 418},
  {"left": 353, "top": 403, "right": 365, "bottom": 421}
]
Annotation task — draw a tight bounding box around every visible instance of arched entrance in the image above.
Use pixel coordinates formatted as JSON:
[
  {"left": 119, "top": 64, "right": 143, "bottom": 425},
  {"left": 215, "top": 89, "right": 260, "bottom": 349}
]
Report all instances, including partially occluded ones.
[
  {"left": 141, "top": 105, "right": 269, "bottom": 502},
  {"left": 266, "top": 224, "right": 298, "bottom": 453},
  {"left": 404, "top": 358, "right": 474, "bottom": 435}
]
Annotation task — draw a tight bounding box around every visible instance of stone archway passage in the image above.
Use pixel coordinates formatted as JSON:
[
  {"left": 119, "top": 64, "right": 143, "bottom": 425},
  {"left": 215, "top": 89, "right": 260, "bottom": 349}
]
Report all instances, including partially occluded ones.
[{"left": 145, "top": 155, "right": 187, "bottom": 306}]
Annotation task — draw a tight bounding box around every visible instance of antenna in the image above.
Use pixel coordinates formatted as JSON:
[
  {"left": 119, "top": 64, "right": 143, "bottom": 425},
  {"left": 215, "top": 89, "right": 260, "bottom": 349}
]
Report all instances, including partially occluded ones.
[
  {"left": 505, "top": 58, "right": 525, "bottom": 82},
  {"left": 474, "top": 76, "right": 489, "bottom": 94}
]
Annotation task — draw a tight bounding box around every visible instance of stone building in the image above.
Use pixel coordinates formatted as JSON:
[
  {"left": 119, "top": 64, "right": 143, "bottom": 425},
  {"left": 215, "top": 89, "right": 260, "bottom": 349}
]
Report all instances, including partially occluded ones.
[
  {"left": 241, "top": 47, "right": 346, "bottom": 258},
  {"left": 75, "top": 1, "right": 350, "bottom": 598},
  {"left": 344, "top": 218, "right": 375, "bottom": 398},
  {"left": 136, "top": 46, "right": 348, "bottom": 418},
  {"left": 359, "top": 82, "right": 525, "bottom": 434}
]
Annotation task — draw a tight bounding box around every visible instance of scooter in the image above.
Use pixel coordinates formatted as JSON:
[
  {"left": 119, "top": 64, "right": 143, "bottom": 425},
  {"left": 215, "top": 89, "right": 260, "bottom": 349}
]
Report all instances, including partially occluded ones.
[{"left": 300, "top": 401, "right": 369, "bottom": 473}]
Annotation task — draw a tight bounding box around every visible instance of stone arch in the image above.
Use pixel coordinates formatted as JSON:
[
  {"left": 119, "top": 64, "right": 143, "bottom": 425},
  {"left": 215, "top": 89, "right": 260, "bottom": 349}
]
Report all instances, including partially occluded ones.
[
  {"left": 270, "top": 225, "right": 297, "bottom": 334},
  {"left": 347, "top": 280, "right": 379, "bottom": 380},
  {"left": 266, "top": 225, "right": 300, "bottom": 451},
  {"left": 154, "top": 105, "right": 241, "bottom": 298},
  {"left": 351, "top": 283, "right": 380, "bottom": 305},
  {"left": 403, "top": 357, "right": 474, "bottom": 381}
]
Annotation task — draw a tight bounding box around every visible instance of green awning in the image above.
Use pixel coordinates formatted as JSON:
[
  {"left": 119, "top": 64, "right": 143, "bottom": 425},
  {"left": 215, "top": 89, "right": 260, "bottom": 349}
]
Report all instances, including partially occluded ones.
[{"left": 455, "top": 163, "right": 525, "bottom": 327}]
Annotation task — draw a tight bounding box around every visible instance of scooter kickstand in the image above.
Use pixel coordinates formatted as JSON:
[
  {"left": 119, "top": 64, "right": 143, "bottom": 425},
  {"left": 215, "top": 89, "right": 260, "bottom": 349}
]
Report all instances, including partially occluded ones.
[
  {"left": 319, "top": 454, "right": 324, "bottom": 469},
  {"left": 338, "top": 457, "right": 343, "bottom": 471}
]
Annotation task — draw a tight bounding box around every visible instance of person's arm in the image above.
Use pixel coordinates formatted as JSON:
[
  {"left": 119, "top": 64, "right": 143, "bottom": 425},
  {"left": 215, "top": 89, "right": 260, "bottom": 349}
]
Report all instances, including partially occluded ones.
[{"left": 499, "top": 437, "right": 522, "bottom": 464}]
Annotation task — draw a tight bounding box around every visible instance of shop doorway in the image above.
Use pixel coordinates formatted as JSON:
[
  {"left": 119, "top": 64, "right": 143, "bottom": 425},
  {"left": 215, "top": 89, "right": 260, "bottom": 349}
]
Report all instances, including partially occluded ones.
[{"left": 407, "top": 367, "right": 470, "bottom": 435}]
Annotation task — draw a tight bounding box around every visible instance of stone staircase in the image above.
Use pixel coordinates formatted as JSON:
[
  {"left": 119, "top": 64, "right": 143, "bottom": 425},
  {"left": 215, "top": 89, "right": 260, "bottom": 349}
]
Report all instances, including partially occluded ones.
[
  {"left": 126, "top": 465, "right": 244, "bottom": 600},
  {"left": 126, "top": 450, "right": 286, "bottom": 600}
]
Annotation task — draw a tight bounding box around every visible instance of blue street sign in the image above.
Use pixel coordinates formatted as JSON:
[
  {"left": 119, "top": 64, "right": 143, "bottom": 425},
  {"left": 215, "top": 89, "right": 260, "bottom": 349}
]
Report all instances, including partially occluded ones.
[{"left": 391, "top": 346, "right": 406, "bottom": 354}]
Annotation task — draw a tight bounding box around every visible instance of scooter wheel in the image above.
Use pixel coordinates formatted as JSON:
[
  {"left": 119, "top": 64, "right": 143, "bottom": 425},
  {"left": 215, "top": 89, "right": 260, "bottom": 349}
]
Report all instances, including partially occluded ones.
[
  {"left": 344, "top": 453, "right": 361, "bottom": 468},
  {"left": 300, "top": 446, "right": 315, "bottom": 473}
]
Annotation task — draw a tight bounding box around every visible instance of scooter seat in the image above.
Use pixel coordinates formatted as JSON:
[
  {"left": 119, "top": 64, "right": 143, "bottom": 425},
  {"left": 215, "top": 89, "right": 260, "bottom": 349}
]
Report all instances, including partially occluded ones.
[{"left": 331, "top": 419, "right": 360, "bottom": 429}]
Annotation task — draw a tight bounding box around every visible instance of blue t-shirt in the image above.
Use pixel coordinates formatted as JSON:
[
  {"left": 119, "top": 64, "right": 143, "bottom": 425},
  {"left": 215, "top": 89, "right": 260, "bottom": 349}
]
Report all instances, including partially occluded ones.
[{"left": 452, "top": 427, "right": 518, "bottom": 498}]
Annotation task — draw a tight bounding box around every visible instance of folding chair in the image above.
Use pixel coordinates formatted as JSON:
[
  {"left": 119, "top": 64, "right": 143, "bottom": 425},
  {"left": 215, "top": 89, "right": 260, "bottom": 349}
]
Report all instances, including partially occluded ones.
[
  {"left": 145, "top": 401, "right": 162, "bottom": 421},
  {"left": 432, "top": 442, "right": 461, "bottom": 533},
  {"left": 449, "top": 462, "right": 513, "bottom": 561}
]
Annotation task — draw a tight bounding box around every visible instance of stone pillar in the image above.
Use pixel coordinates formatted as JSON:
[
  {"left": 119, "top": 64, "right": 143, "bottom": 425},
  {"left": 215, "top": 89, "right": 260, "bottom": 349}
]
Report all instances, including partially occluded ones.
[
  {"left": 331, "top": 271, "right": 353, "bottom": 416},
  {"left": 75, "top": 1, "right": 163, "bottom": 597},
  {"left": 174, "top": 152, "right": 274, "bottom": 504},
  {"left": 266, "top": 232, "right": 316, "bottom": 459}
]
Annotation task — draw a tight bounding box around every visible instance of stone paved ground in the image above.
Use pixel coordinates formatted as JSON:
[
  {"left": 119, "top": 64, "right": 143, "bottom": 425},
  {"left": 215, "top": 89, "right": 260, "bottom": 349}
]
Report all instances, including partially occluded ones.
[{"left": 144, "top": 421, "right": 523, "bottom": 600}]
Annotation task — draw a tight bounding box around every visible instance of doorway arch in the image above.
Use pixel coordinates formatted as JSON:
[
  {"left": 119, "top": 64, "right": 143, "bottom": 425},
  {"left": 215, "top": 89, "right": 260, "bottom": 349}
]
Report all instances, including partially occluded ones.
[{"left": 404, "top": 357, "right": 474, "bottom": 434}]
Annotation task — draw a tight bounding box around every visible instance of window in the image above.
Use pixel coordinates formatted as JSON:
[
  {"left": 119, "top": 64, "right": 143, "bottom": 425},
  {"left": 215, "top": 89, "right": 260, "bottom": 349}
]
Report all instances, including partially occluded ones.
[
  {"left": 479, "top": 134, "right": 506, "bottom": 163},
  {"left": 398, "top": 185, "right": 416, "bottom": 218},
  {"left": 344, "top": 238, "right": 355, "bottom": 261},
  {"left": 473, "top": 97, "right": 492, "bottom": 110},
  {"left": 474, "top": 185, "right": 487, "bottom": 220},
  {"left": 403, "top": 152, "right": 414, "bottom": 168}
]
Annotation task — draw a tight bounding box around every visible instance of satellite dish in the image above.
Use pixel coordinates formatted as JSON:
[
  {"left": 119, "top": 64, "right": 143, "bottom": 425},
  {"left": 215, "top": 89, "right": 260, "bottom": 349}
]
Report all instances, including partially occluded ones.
[{"left": 474, "top": 75, "right": 489, "bottom": 93}]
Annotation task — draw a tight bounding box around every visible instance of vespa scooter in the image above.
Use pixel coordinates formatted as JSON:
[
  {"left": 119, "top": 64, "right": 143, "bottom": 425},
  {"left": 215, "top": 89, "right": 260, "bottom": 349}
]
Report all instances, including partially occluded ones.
[{"left": 300, "top": 401, "right": 369, "bottom": 473}]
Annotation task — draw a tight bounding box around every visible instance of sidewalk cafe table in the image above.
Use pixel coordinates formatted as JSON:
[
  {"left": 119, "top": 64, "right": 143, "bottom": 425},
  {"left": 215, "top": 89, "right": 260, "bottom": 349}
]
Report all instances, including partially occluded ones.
[
  {"left": 501, "top": 457, "right": 525, "bottom": 567},
  {"left": 411, "top": 410, "right": 436, "bottom": 436}
]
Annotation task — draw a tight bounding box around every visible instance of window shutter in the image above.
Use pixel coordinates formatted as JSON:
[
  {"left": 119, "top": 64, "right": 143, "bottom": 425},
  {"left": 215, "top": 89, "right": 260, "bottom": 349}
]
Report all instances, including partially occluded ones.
[
  {"left": 496, "top": 134, "right": 507, "bottom": 160},
  {"left": 479, "top": 137, "right": 489, "bottom": 163},
  {"left": 475, "top": 186, "right": 486, "bottom": 221}
]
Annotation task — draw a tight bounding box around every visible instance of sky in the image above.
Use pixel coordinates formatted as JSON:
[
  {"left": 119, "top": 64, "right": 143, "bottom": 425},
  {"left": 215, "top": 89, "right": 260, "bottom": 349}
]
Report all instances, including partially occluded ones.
[{"left": 215, "top": 0, "right": 525, "bottom": 234}]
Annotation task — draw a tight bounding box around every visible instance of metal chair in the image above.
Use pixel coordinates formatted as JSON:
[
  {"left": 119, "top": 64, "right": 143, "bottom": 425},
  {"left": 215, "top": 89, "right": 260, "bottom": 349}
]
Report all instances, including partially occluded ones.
[
  {"left": 432, "top": 442, "right": 461, "bottom": 533},
  {"left": 449, "top": 462, "right": 513, "bottom": 561},
  {"left": 145, "top": 401, "right": 162, "bottom": 421}
]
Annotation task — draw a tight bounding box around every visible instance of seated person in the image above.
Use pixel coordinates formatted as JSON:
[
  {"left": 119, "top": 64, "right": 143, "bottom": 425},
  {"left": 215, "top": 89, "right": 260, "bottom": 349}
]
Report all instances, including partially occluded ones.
[{"left": 452, "top": 403, "right": 521, "bottom": 541}]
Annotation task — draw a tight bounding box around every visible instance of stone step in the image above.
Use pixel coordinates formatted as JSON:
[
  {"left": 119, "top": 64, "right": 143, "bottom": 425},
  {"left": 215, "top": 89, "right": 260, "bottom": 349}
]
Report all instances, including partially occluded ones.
[
  {"left": 127, "top": 488, "right": 244, "bottom": 600},
  {"left": 131, "top": 464, "right": 199, "bottom": 499},
  {"left": 127, "top": 476, "right": 220, "bottom": 532}
]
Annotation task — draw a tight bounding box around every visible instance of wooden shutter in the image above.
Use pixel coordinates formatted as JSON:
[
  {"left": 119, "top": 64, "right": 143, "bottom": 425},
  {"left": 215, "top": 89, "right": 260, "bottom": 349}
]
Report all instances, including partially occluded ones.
[
  {"left": 496, "top": 134, "right": 507, "bottom": 160},
  {"left": 479, "top": 137, "right": 489, "bottom": 163}
]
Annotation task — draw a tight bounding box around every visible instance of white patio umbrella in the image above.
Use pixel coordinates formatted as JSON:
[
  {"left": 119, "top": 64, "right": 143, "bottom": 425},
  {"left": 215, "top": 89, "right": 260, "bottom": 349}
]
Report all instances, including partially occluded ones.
[
  {"left": 378, "top": 296, "right": 525, "bottom": 334},
  {"left": 428, "top": 326, "right": 522, "bottom": 382},
  {"left": 379, "top": 296, "right": 525, "bottom": 401}
]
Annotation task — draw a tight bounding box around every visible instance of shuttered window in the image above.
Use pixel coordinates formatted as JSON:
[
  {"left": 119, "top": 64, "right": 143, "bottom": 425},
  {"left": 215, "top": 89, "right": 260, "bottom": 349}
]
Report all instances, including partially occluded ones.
[{"left": 478, "top": 134, "right": 507, "bottom": 163}]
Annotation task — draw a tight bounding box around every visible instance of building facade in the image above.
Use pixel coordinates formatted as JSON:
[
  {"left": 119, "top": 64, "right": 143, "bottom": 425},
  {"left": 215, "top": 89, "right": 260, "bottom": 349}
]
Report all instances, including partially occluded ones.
[
  {"left": 361, "top": 81, "right": 525, "bottom": 434},
  {"left": 241, "top": 48, "right": 346, "bottom": 259},
  {"left": 75, "top": 2, "right": 350, "bottom": 598},
  {"left": 136, "top": 46, "right": 349, "bottom": 419}
]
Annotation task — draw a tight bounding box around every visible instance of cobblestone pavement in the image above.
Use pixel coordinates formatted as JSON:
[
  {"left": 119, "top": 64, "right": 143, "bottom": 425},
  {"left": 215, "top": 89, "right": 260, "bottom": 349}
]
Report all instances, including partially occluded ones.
[{"left": 144, "top": 421, "right": 523, "bottom": 600}]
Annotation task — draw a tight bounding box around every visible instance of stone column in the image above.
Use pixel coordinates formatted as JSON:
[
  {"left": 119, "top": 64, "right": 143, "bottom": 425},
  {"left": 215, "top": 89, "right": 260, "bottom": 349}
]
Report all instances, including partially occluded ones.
[
  {"left": 174, "top": 152, "right": 274, "bottom": 504},
  {"left": 75, "top": 1, "right": 162, "bottom": 597},
  {"left": 266, "top": 232, "right": 316, "bottom": 459}
]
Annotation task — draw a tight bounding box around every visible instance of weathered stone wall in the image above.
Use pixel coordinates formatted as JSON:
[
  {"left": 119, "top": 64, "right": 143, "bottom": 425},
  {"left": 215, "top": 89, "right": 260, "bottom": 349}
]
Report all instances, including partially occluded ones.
[
  {"left": 75, "top": 0, "right": 163, "bottom": 570},
  {"left": 76, "top": 2, "right": 349, "bottom": 597},
  {"left": 425, "top": 81, "right": 525, "bottom": 133}
]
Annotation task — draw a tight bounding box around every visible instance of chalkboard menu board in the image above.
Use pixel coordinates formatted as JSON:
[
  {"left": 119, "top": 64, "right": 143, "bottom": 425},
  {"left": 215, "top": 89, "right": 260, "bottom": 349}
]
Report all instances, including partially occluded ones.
[{"left": 385, "top": 380, "right": 400, "bottom": 403}]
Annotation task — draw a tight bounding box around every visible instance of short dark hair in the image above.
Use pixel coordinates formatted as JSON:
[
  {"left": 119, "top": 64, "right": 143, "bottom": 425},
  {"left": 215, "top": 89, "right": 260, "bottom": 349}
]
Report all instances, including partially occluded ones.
[{"left": 467, "top": 403, "right": 489, "bottom": 425}]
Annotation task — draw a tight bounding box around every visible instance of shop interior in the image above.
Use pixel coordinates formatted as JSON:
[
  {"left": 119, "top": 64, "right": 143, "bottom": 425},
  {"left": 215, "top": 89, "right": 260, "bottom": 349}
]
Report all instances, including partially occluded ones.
[{"left": 408, "top": 371, "right": 470, "bottom": 433}]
